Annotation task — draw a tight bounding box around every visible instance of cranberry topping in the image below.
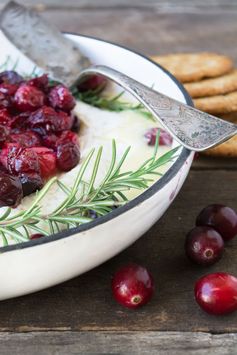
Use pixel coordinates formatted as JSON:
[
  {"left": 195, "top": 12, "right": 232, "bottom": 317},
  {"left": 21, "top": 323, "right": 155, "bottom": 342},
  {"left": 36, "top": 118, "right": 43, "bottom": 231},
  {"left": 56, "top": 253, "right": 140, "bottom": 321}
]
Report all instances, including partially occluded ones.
[
  {"left": 145, "top": 127, "right": 173, "bottom": 146},
  {"left": 20, "top": 173, "right": 43, "bottom": 196},
  {"left": 28, "top": 74, "right": 49, "bottom": 92},
  {"left": 56, "top": 142, "right": 80, "bottom": 171},
  {"left": 112, "top": 263, "right": 154, "bottom": 309},
  {"left": 0, "top": 125, "right": 10, "bottom": 147},
  {"left": 14, "top": 84, "right": 45, "bottom": 112},
  {"left": 10, "top": 131, "right": 41, "bottom": 148},
  {"left": 0, "top": 83, "right": 18, "bottom": 96},
  {"left": 0, "top": 172, "right": 23, "bottom": 207},
  {"left": 195, "top": 272, "right": 237, "bottom": 315},
  {"left": 0, "top": 108, "right": 11, "bottom": 126},
  {"left": 28, "top": 106, "right": 61, "bottom": 134},
  {"left": 77, "top": 75, "right": 107, "bottom": 92},
  {"left": 0, "top": 92, "right": 12, "bottom": 110},
  {"left": 196, "top": 204, "right": 237, "bottom": 241},
  {"left": 30, "top": 233, "right": 44, "bottom": 240},
  {"left": 0, "top": 71, "right": 23, "bottom": 85},
  {"left": 31, "top": 147, "right": 57, "bottom": 178},
  {"left": 6, "top": 145, "right": 40, "bottom": 175},
  {"left": 49, "top": 84, "right": 75, "bottom": 112}
]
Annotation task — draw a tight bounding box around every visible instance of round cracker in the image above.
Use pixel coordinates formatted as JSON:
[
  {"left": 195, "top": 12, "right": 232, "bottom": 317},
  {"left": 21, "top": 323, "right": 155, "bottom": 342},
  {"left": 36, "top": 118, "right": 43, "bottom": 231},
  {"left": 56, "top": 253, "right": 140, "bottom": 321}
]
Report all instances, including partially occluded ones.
[
  {"left": 202, "top": 136, "right": 237, "bottom": 157},
  {"left": 184, "top": 70, "right": 237, "bottom": 98},
  {"left": 194, "top": 91, "right": 237, "bottom": 114},
  {"left": 151, "top": 53, "right": 233, "bottom": 83}
]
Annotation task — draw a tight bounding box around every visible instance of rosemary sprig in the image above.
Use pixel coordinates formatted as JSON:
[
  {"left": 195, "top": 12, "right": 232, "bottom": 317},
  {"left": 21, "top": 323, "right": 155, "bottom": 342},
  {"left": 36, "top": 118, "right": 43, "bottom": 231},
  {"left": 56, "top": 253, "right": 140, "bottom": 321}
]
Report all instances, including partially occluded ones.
[
  {"left": 0, "top": 139, "right": 179, "bottom": 246},
  {"left": 72, "top": 86, "right": 155, "bottom": 121}
]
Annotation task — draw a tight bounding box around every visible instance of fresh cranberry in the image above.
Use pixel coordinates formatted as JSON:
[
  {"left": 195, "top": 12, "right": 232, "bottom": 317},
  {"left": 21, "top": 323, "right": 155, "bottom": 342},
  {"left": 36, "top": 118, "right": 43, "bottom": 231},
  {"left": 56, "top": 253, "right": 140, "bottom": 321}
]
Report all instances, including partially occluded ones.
[
  {"left": 49, "top": 85, "right": 75, "bottom": 111},
  {"left": 77, "top": 75, "right": 107, "bottom": 92},
  {"left": 30, "top": 233, "right": 44, "bottom": 240},
  {"left": 185, "top": 226, "right": 224, "bottom": 266},
  {"left": 56, "top": 142, "right": 80, "bottom": 171},
  {"left": 195, "top": 272, "right": 237, "bottom": 315},
  {"left": 0, "top": 172, "right": 23, "bottom": 207},
  {"left": 71, "top": 115, "right": 80, "bottom": 133},
  {"left": 10, "top": 131, "right": 41, "bottom": 148},
  {"left": 6, "top": 145, "right": 40, "bottom": 175},
  {"left": 28, "top": 106, "right": 61, "bottom": 135},
  {"left": 31, "top": 147, "right": 57, "bottom": 178},
  {"left": 0, "top": 83, "right": 18, "bottom": 96},
  {"left": 111, "top": 263, "right": 154, "bottom": 309},
  {"left": 0, "top": 70, "right": 23, "bottom": 85},
  {"left": 20, "top": 173, "right": 43, "bottom": 196},
  {"left": 144, "top": 128, "right": 173, "bottom": 146},
  {"left": 14, "top": 84, "right": 45, "bottom": 112},
  {"left": 0, "top": 125, "right": 9, "bottom": 147},
  {"left": 196, "top": 204, "right": 237, "bottom": 241},
  {"left": 28, "top": 74, "right": 49, "bottom": 92},
  {"left": 0, "top": 92, "right": 12, "bottom": 110}
]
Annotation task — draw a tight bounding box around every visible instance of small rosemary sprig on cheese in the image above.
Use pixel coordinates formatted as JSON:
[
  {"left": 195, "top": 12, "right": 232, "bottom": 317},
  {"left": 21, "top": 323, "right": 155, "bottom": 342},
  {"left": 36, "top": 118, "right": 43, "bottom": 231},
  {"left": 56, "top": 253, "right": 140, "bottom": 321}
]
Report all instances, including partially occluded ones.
[
  {"left": 72, "top": 86, "right": 155, "bottom": 121},
  {"left": 0, "top": 139, "right": 179, "bottom": 246}
]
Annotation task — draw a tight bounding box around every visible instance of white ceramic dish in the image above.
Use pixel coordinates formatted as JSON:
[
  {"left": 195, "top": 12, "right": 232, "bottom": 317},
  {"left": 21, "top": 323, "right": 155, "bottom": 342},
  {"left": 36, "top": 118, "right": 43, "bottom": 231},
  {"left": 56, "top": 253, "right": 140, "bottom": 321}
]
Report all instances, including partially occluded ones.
[{"left": 0, "top": 33, "right": 194, "bottom": 300}]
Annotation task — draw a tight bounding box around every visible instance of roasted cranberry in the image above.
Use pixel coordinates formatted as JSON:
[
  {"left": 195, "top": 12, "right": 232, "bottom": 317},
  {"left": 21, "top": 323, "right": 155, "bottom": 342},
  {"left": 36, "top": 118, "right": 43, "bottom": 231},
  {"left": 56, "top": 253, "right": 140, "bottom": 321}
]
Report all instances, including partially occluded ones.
[
  {"left": 20, "top": 173, "right": 43, "bottom": 196},
  {"left": 185, "top": 226, "right": 224, "bottom": 266},
  {"left": 0, "top": 108, "right": 11, "bottom": 126},
  {"left": 0, "top": 83, "right": 18, "bottom": 96},
  {"left": 42, "top": 133, "right": 58, "bottom": 149},
  {"left": 0, "top": 92, "right": 12, "bottom": 110},
  {"left": 10, "top": 131, "right": 41, "bottom": 148},
  {"left": 0, "top": 70, "right": 23, "bottom": 85},
  {"left": 28, "top": 74, "right": 49, "bottom": 92},
  {"left": 144, "top": 127, "right": 173, "bottom": 146},
  {"left": 77, "top": 75, "right": 106, "bottom": 92},
  {"left": 112, "top": 263, "right": 154, "bottom": 309},
  {"left": 49, "top": 84, "right": 75, "bottom": 111},
  {"left": 57, "top": 110, "right": 73, "bottom": 131},
  {"left": 30, "top": 233, "right": 44, "bottom": 240},
  {"left": 28, "top": 106, "right": 61, "bottom": 135},
  {"left": 57, "top": 130, "right": 78, "bottom": 146},
  {"left": 0, "top": 143, "right": 19, "bottom": 170},
  {"left": 9, "top": 112, "right": 30, "bottom": 132},
  {"left": 0, "top": 172, "right": 23, "bottom": 207},
  {"left": 31, "top": 147, "right": 57, "bottom": 178},
  {"left": 14, "top": 84, "right": 45, "bottom": 112},
  {"left": 56, "top": 142, "right": 80, "bottom": 171},
  {"left": 0, "top": 125, "right": 9, "bottom": 147},
  {"left": 7, "top": 146, "right": 40, "bottom": 175},
  {"left": 71, "top": 115, "right": 80, "bottom": 133},
  {"left": 196, "top": 204, "right": 237, "bottom": 241},
  {"left": 195, "top": 272, "right": 237, "bottom": 315}
]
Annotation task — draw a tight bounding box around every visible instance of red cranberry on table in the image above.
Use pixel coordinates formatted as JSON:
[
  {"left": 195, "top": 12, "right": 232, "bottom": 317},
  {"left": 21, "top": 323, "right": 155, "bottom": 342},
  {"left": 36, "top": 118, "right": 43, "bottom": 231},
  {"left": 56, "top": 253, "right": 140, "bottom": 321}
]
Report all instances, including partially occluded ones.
[
  {"left": 144, "top": 127, "right": 173, "bottom": 146},
  {"left": 111, "top": 263, "right": 154, "bottom": 309},
  {"left": 195, "top": 272, "right": 237, "bottom": 315},
  {"left": 185, "top": 226, "right": 224, "bottom": 266},
  {"left": 49, "top": 84, "right": 76, "bottom": 112},
  {"left": 0, "top": 172, "right": 23, "bottom": 207},
  {"left": 14, "top": 84, "right": 45, "bottom": 112},
  {"left": 77, "top": 74, "right": 107, "bottom": 92},
  {"left": 196, "top": 204, "right": 237, "bottom": 241}
]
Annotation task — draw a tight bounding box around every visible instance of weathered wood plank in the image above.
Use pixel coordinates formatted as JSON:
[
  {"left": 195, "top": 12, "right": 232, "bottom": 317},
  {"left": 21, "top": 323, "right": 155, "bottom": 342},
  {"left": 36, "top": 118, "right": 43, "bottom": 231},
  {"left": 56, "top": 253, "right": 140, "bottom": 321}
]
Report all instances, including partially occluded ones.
[
  {"left": 0, "top": 331, "right": 236, "bottom": 355},
  {"left": 0, "top": 170, "right": 235, "bottom": 333}
]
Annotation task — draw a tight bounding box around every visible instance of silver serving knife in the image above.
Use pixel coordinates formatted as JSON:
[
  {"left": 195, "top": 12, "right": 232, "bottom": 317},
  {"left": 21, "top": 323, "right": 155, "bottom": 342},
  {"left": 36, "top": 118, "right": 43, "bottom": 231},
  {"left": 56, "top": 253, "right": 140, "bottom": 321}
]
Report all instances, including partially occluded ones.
[{"left": 1, "top": 1, "right": 236, "bottom": 151}]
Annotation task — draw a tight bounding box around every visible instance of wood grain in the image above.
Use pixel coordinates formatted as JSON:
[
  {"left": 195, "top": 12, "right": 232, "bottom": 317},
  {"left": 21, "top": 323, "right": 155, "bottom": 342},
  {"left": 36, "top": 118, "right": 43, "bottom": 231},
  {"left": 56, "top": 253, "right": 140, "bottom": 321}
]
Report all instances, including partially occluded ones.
[
  {"left": 0, "top": 170, "right": 236, "bottom": 333},
  {"left": 0, "top": 331, "right": 236, "bottom": 355}
]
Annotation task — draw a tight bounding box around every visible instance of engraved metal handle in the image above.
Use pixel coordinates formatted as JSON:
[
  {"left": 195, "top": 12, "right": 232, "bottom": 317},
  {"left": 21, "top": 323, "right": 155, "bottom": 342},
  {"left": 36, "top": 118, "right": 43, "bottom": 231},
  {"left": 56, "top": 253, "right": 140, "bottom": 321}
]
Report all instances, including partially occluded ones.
[{"left": 79, "top": 65, "right": 237, "bottom": 152}]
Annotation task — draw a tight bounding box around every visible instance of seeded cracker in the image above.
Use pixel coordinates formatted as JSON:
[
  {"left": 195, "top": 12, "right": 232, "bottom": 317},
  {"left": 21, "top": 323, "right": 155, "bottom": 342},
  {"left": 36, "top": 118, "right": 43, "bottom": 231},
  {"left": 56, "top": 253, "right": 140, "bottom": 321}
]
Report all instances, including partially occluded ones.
[
  {"left": 194, "top": 91, "right": 237, "bottom": 114},
  {"left": 184, "top": 70, "right": 237, "bottom": 98},
  {"left": 151, "top": 53, "right": 233, "bottom": 83}
]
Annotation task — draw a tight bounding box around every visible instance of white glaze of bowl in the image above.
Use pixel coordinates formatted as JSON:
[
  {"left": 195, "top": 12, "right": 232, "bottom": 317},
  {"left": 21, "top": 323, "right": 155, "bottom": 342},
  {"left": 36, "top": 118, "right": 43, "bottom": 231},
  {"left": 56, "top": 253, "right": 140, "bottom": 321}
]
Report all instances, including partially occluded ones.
[{"left": 0, "top": 33, "right": 194, "bottom": 300}]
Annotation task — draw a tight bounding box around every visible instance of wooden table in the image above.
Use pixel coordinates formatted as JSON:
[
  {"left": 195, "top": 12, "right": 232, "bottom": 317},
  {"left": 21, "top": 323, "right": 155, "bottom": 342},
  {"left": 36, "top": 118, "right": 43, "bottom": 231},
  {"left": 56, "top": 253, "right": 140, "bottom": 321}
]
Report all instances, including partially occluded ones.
[{"left": 0, "top": 1, "right": 237, "bottom": 354}]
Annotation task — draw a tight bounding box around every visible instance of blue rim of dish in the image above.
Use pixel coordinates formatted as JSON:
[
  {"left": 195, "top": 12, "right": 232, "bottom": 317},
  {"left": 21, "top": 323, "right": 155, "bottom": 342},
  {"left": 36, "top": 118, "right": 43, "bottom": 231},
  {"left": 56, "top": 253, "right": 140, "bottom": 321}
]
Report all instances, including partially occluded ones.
[{"left": 0, "top": 33, "right": 193, "bottom": 253}]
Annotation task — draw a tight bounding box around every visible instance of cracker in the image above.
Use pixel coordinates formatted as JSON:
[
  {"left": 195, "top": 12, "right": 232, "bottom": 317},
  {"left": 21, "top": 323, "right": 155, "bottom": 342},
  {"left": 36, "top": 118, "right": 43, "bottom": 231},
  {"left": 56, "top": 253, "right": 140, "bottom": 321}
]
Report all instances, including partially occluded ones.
[
  {"left": 202, "top": 136, "right": 237, "bottom": 157},
  {"left": 194, "top": 91, "right": 237, "bottom": 114},
  {"left": 151, "top": 53, "right": 233, "bottom": 83},
  {"left": 184, "top": 70, "right": 237, "bottom": 98}
]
